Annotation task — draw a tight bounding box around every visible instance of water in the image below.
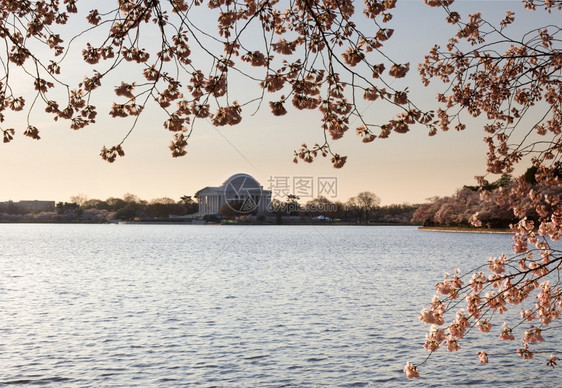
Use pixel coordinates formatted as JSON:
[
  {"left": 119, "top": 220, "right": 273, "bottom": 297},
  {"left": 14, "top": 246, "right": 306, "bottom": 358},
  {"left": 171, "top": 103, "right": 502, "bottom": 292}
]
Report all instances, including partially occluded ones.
[{"left": 0, "top": 224, "right": 560, "bottom": 386}]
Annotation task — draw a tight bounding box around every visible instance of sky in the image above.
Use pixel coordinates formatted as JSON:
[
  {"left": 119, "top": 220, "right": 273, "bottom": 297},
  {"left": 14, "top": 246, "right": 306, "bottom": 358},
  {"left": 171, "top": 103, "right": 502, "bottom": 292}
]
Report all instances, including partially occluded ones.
[{"left": 0, "top": 1, "right": 552, "bottom": 205}]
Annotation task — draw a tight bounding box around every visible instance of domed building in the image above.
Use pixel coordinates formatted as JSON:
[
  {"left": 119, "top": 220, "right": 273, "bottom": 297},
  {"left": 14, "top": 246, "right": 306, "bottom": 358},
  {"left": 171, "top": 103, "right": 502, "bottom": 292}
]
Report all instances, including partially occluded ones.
[{"left": 196, "top": 173, "right": 271, "bottom": 216}]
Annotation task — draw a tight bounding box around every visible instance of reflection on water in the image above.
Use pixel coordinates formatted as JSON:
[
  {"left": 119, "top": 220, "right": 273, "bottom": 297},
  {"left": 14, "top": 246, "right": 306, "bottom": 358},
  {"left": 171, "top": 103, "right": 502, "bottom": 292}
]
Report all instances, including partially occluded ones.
[{"left": 0, "top": 224, "right": 559, "bottom": 386}]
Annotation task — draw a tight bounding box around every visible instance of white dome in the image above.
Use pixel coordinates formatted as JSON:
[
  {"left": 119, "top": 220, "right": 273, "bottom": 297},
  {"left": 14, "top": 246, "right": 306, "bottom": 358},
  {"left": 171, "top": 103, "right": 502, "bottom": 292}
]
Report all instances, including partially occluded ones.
[{"left": 222, "top": 173, "right": 261, "bottom": 189}]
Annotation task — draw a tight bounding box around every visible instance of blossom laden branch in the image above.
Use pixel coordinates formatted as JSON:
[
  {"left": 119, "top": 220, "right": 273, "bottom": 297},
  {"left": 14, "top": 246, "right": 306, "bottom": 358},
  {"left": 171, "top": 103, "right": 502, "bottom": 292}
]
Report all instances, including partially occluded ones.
[{"left": 0, "top": 0, "right": 435, "bottom": 166}]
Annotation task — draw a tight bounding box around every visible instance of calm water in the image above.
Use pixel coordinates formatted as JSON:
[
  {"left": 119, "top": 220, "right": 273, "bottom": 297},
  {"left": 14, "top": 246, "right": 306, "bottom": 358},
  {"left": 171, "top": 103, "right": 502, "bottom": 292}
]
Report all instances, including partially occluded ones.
[{"left": 0, "top": 224, "right": 560, "bottom": 386}]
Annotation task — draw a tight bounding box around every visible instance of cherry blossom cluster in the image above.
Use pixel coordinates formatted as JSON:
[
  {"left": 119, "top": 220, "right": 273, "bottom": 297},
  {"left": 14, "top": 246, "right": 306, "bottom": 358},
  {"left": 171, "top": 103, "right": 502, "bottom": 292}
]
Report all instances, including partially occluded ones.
[
  {"left": 0, "top": 0, "right": 430, "bottom": 166},
  {"left": 405, "top": 0, "right": 562, "bottom": 378},
  {"left": 419, "top": 2, "right": 561, "bottom": 176},
  {"left": 406, "top": 151, "right": 562, "bottom": 378}
]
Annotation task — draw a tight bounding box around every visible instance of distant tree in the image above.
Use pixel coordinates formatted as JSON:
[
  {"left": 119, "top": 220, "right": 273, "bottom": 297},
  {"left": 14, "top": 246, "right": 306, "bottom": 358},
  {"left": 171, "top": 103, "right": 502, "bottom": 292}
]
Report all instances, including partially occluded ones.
[
  {"left": 123, "top": 193, "right": 141, "bottom": 204},
  {"left": 146, "top": 197, "right": 188, "bottom": 218},
  {"left": 268, "top": 195, "right": 302, "bottom": 223},
  {"left": 305, "top": 196, "right": 335, "bottom": 218},
  {"left": 69, "top": 193, "right": 89, "bottom": 206},
  {"left": 303, "top": 196, "right": 346, "bottom": 220},
  {"left": 524, "top": 166, "right": 539, "bottom": 185},
  {"left": 494, "top": 173, "right": 513, "bottom": 189},
  {"left": 106, "top": 197, "right": 127, "bottom": 212},
  {"left": 180, "top": 195, "right": 199, "bottom": 215},
  {"left": 286, "top": 194, "right": 302, "bottom": 216},
  {"left": 82, "top": 198, "right": 111, "bottom": 211},
  {"left": 347, "top": 191, "right": 381, "bottom": 224},
  {"left": 55, "top": 202, "right": 81, "bottom": 219},
  {"left": 80, "top": 208, "right": 115, "bottom": 223},
  {"left": 373, "top": 203, "right": 419, "bottom": 224},
  {"left": 146, "top": 197, "right": 173, "bottom": 218},
  {"left": 115, "top": 203, "right": 138, "bottom": 221},
  {"left": 344, "top": 196, "right": 362, "bottom": 223},
  {"left": 412, "top": 196, "right": 445, "bottom": 227},
  {"left": 0, "top": 201, "right": 23, "bottom": 215},
  {"left": 268, "top": 199, "right": 285, "bottom": 224},
  {"left": 330, "top": 201, "right": 347, "bottom": 220},
  {"left": 220, "top": 202, "right": 241, "bottom": 220},
  {"left": 34, "top": 211, "right": 59, "bottom": 222},
  {"left": 465, "top": 173, "right": 513, "bottom": 192},
  {"left": 114, "top": 194, "right": 146, "bottom": 220}
]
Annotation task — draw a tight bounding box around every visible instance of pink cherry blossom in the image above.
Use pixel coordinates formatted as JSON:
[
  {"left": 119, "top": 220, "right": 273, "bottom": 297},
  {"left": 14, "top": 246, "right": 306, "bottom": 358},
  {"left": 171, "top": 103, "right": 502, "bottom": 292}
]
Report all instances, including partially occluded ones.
[
  {"left": 403, "top": 362, "right": 420, "bottom": 379},
  {"left": 478, "top": 351, "right": 489, "bottom": 364}
]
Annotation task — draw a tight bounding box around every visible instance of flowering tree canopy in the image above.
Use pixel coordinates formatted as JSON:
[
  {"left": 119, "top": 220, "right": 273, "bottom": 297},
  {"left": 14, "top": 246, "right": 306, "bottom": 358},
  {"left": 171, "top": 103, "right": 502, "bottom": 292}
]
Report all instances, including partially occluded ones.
[
  {"left": 0, "top": 0, "right": 422, "bottom": 166},
  {"left": 405, "top": 0, "right": 562, "bottom": 379},
  {"left": 0, "top": 0, "right": 561, "bottom": 379}
]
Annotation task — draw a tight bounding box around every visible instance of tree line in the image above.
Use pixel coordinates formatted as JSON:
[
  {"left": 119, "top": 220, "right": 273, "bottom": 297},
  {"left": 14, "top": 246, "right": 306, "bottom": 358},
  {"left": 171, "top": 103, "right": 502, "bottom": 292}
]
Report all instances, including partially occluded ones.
[
  {"left": 219, "top": 191, "right": 419, "bottom": 225},
  {"left": 413, "top": 169, "right": 562, "bottom": 229},
  {"left": 413, "top": 174, "right": 516, "bottom": 228},
  {"left": 5, "top": 174, "right": 558, "bottom": 226},
  {"left": 0, "top": 194, "right": 199, "bottom": 223},
  {"left": 0, "top": 191, "right": 420, "bottom": 224}
]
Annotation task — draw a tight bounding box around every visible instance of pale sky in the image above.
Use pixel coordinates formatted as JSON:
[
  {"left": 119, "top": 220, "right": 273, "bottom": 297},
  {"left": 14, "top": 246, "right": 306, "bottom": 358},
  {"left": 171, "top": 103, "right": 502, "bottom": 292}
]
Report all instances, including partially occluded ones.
[{"left": 0, "top": 1, "right": 550, "bottom": 205}]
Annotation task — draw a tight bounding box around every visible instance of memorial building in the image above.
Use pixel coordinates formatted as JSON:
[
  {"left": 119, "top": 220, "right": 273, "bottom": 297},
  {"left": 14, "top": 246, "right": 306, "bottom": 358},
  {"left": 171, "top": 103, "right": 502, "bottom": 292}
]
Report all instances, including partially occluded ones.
[{"left": 196, "top": 173, "right": 271, "bottom": 215}]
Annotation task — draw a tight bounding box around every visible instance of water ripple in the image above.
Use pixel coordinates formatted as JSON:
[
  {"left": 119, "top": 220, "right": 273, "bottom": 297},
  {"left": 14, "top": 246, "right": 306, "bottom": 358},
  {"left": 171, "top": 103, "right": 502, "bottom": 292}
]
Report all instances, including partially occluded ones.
[{"left": 0, "top": 224, "right": 560, "bottom": 386}]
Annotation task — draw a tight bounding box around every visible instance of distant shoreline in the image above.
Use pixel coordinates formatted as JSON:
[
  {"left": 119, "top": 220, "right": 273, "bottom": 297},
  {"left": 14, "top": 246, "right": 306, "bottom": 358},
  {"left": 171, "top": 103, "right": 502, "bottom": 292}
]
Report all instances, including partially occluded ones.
[
  {"left": 418, "top": 226, "right": 511, "bottom": 234},
  {"left": 0, "top": 222, "right": 513, "bottom": 232},
  {"left": 0, "top": 220, "right": 418, "bottom": 226}
]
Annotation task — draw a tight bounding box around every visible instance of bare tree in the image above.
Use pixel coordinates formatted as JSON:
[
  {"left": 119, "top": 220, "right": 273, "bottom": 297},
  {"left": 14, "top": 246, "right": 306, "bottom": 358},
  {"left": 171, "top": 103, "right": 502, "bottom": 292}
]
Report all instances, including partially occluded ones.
[{"left": 347, "top": 191, "right": 381, "bottom": 224}]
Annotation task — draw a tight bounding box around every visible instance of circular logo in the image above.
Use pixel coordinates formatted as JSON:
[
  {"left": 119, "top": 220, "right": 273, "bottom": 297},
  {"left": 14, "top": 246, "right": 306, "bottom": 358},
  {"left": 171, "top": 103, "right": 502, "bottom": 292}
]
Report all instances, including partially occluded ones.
[{"left": 223, "top": 174, "right": 263, "bottom": 214}]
